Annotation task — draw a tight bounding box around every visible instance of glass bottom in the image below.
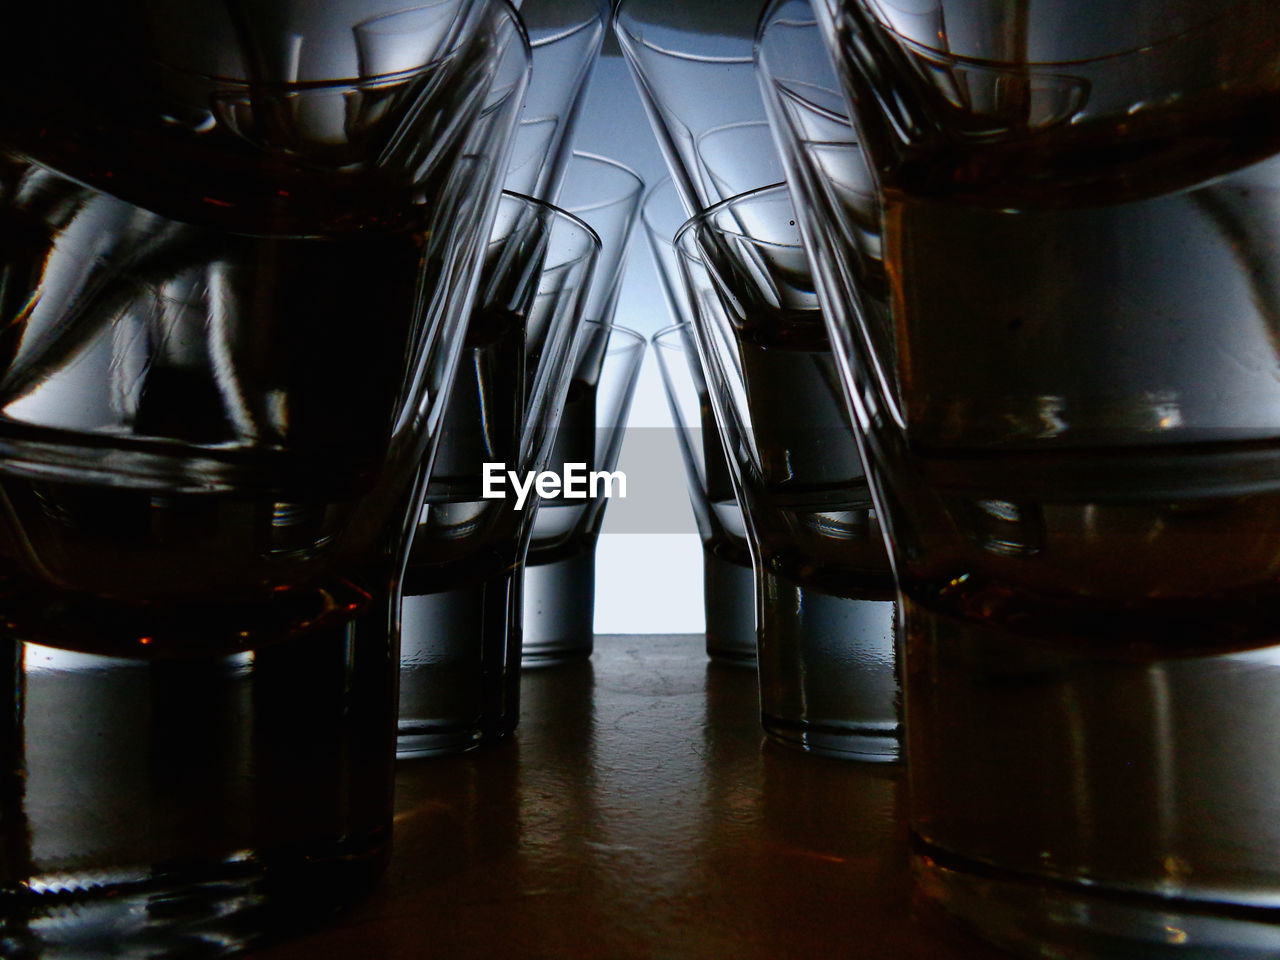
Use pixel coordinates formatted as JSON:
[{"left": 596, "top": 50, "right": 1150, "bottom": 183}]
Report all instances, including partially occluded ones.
[
  {"left": 914, "top": 840, "right": 1280, "bottom": 960},
  {"left": 398, "top": 572, "right": 520, "bottom": 758},
  {"left": 757, "top": 569, "right": 901, "bottom": 762},
  {"left": 903, "top": 592, "right": 1280, "bottom": 951},
  {"left": 704, "top": 548, "right": 756, "bottom": 665},
  {"left": 395, "top": 723, "right": 513, "bottom": 759},
  {"left": 2, "top": 850, "right": 385, "bottom": 960},
  {"left": 0, "top": 619, "right": 394, "bottom": 957},
  {"left": 762, "top": 713, "right": 900, "bottom": 762},
  {"left": 520, "top": 550, "right": 595, "bottom": 665}
]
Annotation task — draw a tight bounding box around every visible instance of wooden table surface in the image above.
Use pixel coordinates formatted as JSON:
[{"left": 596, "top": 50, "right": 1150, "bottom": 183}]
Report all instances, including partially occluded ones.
[{"left": 250, "top": 634, "right": 1009, "bottom": 959}]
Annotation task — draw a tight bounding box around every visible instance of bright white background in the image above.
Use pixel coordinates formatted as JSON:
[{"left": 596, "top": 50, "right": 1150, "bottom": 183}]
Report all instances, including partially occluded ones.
[{"left": 571, "top": 53, "right": 707, "bottom": 635}]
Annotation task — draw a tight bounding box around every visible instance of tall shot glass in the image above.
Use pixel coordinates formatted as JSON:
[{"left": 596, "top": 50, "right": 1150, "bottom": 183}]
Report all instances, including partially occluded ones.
[
  {"left": 521, "top": 322, "right": 647, "bottom": 663},
  {"left": 676, "top": 184, "right": 899, "bottom": 761},
  {"left": 653, "top": 323, "right": 756, "bottom": 663},
  {"left": 501, "top": 0, "right": 605, "bottom": 202},
  {"left": 397, "top": 193, "right": 599, "bottom": 757},
  {"left": 521, "top": 155, "right": 647, "bottom": 663},
  {"left": 648, "top": 180, "right": 756, "bottom": 664},
  {"left": 781, "top": 0, "right": 1280, "bottom": 954},
  {"left": 0, "top": 0, "right": 528, "bottom": 952},
  {"left": 614, "top": 0, "right": 782, "bottom": 211}
]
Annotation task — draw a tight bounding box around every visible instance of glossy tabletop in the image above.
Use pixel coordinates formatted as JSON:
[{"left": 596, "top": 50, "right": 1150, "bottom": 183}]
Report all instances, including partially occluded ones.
[{"left": 251, "top": 634, "right": 1008, "bottom": 959}]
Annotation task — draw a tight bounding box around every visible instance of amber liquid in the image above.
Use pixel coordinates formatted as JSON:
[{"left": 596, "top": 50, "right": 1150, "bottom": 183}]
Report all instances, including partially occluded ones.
[
  {"left": 0, "top": 46, "right": 457, "bottom": 944},
  {"left": 898, "top": 440, "right": 1280, "bottom": 895},
  {"left": 866, "top": 59, "right": 1280, "bottom": 915}
]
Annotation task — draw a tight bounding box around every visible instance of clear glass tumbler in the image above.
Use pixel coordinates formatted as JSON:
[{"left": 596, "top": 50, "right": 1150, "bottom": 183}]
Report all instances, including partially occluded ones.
[
  {"left": 501, "top": 0, "right": 605, "bottom": 202},
  {"left": 614, "top": 0, "right": 781, "bottom": 211},
  {"left": 676, "top": 183, "right": 900, "bottom": 761},
  {"left": 398, "top": 192, "right": 600, "bottom": 757},
  {"left": 648, "top": 177, "right": 756, "bottom": 664},
  {"left": 521, "top": 323, "right": 647, "bottom": 663},
  {"left": 795, "top": 0, "right": 1280, "bottom": 953},
  {"left": 653, "top": 323, "right": 757, "bottom": 664},
  {"left": 521, "top": 154, "right": 646, "bottom": 663},
  {"left": 0, "top": 0, "right": 528, "bottom": 952}
]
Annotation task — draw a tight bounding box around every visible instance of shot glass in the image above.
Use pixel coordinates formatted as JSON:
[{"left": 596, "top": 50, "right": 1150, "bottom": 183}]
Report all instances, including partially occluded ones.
[
  {"left": 0, "top": 0, "right": 528, "bottom": 952},
  {"left": 653, "top": 324, "right": 757, "bottom": 663},
  {"left": 521, "top": 154, "right": 646, "bottom": 663},
  {"left": 647, "top": 179, "right": 756, "bottom": 663},
  {"left": 397, "top": 193, "right": 599, "bottom": 758},
  {"left": 521, "top": 322, "right": 647, "bottom": 663},
  {"left": 790, "top": 0, "right": 1280, "bottom": 954},
  {"left": 754, "top": 0, "right": 872, "bottom": 392},
  {"left": 559, "top": 153, "right": 646, "bottom": 334},
  {"left": 676, "top": 183, "right": 900, "bottom": 762},
  {"left": 502, "top": 0, "right": 605, "bottom": 202},
  {"left": 614, "top": 0, "right": 782, "bottom": 211}
]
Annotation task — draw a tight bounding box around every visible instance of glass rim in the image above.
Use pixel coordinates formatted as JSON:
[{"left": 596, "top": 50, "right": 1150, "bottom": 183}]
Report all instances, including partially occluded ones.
[
  {"left": 651, "top": 320, "right": 693, "bottom": 348},
  {"left": 527, "top": 4, "right": 605, "bottom": 48},
  {"left": 759, "top": 78, "right": 854, "bottom": 131},
  {"left": 562, "top": 152, "right": 647, "bottom": 214},
  {"left": 612, "top": 3, "right": 753, "bottom": 66},
  {"left": 497, "top": 189, "right": 602, "bottom": 256},
  {"left": 639, "top": 177, "right": 685, "bottom": 250},
  {"left": 874, "top": 0, "right": 1254, "bottom": 68},
  {"left": 672, "top": 179, "right": 794, "bottom": 252},
  {"left": 695, "top": 118, "right": 776, "bottom": 154},
  {"left": 587, "top": 319, "right": 647, "bottom": 354},
  {"left": 754, "top": 0, "right": 820, "bottom": 35},
  {"left": 155, "top": 0, "right": 528, "bottom": 88}
]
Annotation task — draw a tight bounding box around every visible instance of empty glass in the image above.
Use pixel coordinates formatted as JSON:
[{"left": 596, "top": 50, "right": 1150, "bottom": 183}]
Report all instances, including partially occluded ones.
[
  {"left": 676, "top": 183, "right": 899, "bottom": 761},
  {"left": 653, "top": 324, "right": 756, "bottom": 663},
  {"left": 559, "top": 153, "right": 646, "bottom": 331},
  {"left": 398, "top": 192, "right": 599, "bottom": 757},
  {"left": 614, "top": 0, "right": 782, "bottom": 211},
  {"left": 522, "top": 154, "right": 646, "bottom": 663},
  {"left": 502, "top": 0, "right": 605, "bottom": 201},
  {"left": 522, "top": 322, "right": 647, "bottom": 663},
  {"left": 647, "top": 180, "right": 756, "bottom": 663}
]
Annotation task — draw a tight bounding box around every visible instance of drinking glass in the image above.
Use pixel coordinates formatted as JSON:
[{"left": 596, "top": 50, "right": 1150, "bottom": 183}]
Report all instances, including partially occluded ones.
[
  {"left": 647, "top": 179, "right": 756, "bottom": 663},
  {"left": 502, "top": 0, "right": 605, "bottom": 202},
  {"left": 653, "top": 324, "right": 756, "bottom": 663},
  {"left": 676, "top": 183, "right": 900, "bottom": 761},
  {"left": 522, "top": 322, "right": 647, "bottom": 663},
  {"left": 558, "top": 153, "right": 646, "bottom": 333},
  {"left": 522, "top": 154, "right": 646, "bottom": 663},
  {"left": 0, "top": 0, "right": 528, "bottom": 953},
  {"left": 792, "top": 0, "right": 1280, "bottom": 954},
  {"left": 755, "top": 0, "right": 860, "bottom": 192},
  {"left": 398, "top": 192, "right": 600, "bottom": 757},
  {"left": 614, "top": 0, "right": 781, "bottom": 211}
]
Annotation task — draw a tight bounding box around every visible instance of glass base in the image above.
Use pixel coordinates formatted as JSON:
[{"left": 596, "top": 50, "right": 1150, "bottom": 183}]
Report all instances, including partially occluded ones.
[
  {"left": 914, "top": 841, "right": 1280, "bottom": 959},
  {"left": 1, "top": 625, "right": 393, "bottom": 958},
  {"left": 757, "top": 569, "right": 901, "bottom": 762},
  {"left": 398, "top": 573, "right": 519, "bottom": 758},
  {"left": 903, "top": 594, "right": 1280, "bottom": 951},
  {"left": 520, "top": 551, "right": 595, "bottom": 664},
  {"left": 395, "top": 723, "right": 513, "bottom": 760},
  {"left": 1, "top": 852, "right": 384, "bottom": 960},
  {"left": 704, "top": 548, "right": 756, "bottom": 664},
  {"left": 762, "top": 714, "right": 900, "bottom": 762}
]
